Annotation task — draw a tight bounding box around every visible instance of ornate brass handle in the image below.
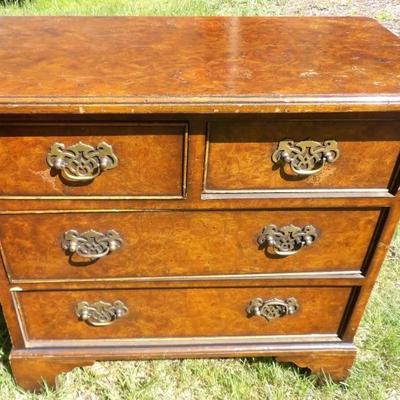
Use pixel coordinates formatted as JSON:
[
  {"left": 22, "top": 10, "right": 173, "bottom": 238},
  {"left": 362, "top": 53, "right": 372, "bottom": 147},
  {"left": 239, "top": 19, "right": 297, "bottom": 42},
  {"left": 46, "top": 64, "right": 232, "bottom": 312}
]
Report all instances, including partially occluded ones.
[
  {"left": 75, "top": 300, "right": 128, "bottom": 326},
  {"left": 272, "top": 139, "right": 339, "bottom": 176},
  {"left": 47, "top": 141, "right": 118, "bottom": 182},
  {"left": 246, "top": 297, "right": 299, "bottom": 321},
  {"left": 257, "top": 224, "right": 318, "bottom": 256},
  {"left": 62, "top": 229, "right": 123, "bottom": 260}
]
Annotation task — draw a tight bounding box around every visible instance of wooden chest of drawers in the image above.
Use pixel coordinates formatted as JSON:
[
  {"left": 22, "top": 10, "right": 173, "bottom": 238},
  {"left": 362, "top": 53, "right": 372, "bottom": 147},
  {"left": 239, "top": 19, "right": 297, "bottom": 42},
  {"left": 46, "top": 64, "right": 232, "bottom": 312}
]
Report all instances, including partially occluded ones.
[{"left": 0, "top": 16, "right": 399, "bottom": 391}]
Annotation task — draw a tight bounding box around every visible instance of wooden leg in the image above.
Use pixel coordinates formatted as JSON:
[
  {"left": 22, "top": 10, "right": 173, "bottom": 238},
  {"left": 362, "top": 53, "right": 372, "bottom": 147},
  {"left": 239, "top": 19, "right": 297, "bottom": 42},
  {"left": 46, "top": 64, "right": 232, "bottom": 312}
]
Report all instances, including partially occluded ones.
[
  {"left": 9, "top": 344, "right": 357, "bottom": 390},
  {"left": 276, "top": 349, "right": 357, "bottom": 381},
  {"left": 10, "top": 351, "right": 93, "bottom": 391}
]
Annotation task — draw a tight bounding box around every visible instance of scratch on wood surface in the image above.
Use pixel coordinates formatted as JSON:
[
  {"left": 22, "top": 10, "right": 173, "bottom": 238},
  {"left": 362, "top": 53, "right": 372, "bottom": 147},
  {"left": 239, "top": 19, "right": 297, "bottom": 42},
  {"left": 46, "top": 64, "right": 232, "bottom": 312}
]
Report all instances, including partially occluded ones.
[
  {"left": 300, "top": 70, "right": 319, "bottom": 77},
  {"left": 307, "top": 165, "right": 337, "bottom": 185},
  {"left": 31, "top": 169, "right": 61, "bottom": 192}
]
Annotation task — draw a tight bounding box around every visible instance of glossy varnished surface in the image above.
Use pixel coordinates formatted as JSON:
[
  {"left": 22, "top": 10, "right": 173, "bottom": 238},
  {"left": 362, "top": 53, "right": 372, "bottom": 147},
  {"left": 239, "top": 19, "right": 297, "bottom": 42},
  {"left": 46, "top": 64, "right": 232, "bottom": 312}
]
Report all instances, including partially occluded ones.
[
  {"left": 0, "top": 209, "right": 380, "bottom": 280},
  {"left": 0, "top": 123, "right": 187, "bottom": 197},
  {"left": 0, "top": 111, "right": 398, "bottom": 390},
  {"left": 0, "top": 17, "right": 399, "bottom": 113},
  {"left": 206, "top": 119, "right": 400, "bottom": 192},
  {"left": 0, "top": 16, "right": 398, "bottom": 390},
  {"left": 14, "top": 286, "right": 352, "bottom": 344}
]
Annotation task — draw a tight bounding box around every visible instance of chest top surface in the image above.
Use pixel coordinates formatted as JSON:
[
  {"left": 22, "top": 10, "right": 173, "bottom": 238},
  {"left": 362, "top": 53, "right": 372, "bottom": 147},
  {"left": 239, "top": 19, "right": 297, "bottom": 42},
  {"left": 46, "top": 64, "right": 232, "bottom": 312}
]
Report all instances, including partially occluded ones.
[{"left": 0, "top": 16, "right": 399, "bottom": 113}]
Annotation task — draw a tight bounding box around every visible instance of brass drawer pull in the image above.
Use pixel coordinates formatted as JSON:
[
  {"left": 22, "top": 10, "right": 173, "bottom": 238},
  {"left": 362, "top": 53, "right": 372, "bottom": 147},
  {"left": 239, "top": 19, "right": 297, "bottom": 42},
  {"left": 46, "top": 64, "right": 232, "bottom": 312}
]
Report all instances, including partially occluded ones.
[
  {"left": 257, "top": 224, "right": 318, "bottom": 256},
  {"left": 246, "top": 297, "right": 299, "bottom": 321},
  {"left": 76, "top": 300, "right": 128, "bottom": 326},
  {"left": 272, "top": 139, "right": 339, "bottom": 176},
  {"left": 62, "top": 229, "right": 123, "bottom": 260},
  {"left": 47, "top": 141, "right": 118, "bottom": 182}
]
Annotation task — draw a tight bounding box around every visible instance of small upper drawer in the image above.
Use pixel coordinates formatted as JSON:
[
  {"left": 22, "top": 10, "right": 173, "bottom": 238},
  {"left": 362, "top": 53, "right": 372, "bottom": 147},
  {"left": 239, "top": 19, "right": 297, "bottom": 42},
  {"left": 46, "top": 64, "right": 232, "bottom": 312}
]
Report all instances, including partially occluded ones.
[
  {"left": 204, "top": 119, "right": 400, "bottom": 196},
  {"left": 0, "top": 123, "right": 188, "bottom": 198}
]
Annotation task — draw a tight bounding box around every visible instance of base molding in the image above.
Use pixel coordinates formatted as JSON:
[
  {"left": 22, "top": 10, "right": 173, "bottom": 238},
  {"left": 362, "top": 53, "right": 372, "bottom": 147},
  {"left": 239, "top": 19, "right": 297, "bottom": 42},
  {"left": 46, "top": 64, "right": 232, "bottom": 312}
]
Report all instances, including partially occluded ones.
[
  {"left": 276, "top": 350, "right": 357, "bottom": 381},
  {"left": 9, "top": 342, "right": 357, "bottom": 391}
]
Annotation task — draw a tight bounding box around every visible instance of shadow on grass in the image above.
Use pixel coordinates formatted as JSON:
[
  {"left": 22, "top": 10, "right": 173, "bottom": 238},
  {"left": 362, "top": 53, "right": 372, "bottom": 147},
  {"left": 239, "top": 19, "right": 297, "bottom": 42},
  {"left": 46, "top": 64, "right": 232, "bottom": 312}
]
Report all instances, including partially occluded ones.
[
  {"left": 0, "top": 0, "right": 27, "bottom": 6},
  {"left": 244, "top": 356, "right": 324, "bottom": 382},
  {"left": 0, "top": 307, "right": 12, "bottom": 376}
]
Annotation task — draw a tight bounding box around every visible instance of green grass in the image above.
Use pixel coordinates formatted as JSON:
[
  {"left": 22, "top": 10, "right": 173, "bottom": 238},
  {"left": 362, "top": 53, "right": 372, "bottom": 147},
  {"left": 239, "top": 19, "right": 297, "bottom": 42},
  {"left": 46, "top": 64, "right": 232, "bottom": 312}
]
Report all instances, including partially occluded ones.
[
  {"left": 0, "top": 0, "right": 399, "bottom": 398},
  {"left": 0, "top": 0, "right": 220, "bottom": 16},
  {"left": 0, "top": 0, "right": 396, "bottom": 23}
]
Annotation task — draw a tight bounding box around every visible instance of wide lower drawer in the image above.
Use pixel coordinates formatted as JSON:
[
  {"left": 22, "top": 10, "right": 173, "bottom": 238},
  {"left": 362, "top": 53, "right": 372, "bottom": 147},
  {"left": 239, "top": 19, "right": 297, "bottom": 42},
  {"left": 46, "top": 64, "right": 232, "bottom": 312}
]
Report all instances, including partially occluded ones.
[
  {"left": 205, "top": 119, "right": 400, "bottom": 195},
  {"left": 0, "top": 209, "right": 381, "bottom": 281},
  {"left": 0, "top": 123, "right": 187, "bottom": 198},
  {"left": 13, "top": 286, "right": 352, "bottom": 347}
]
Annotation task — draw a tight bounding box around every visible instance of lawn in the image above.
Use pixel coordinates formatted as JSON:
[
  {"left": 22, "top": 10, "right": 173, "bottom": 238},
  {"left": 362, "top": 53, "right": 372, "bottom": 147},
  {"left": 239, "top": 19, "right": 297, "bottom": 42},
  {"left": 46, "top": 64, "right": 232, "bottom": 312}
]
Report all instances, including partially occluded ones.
[
  {"left": 0, "top": 0, "right": 399, "bottom": 34},
  {"left": 0, "top": 1, "right": 399, "bottom": 399}
]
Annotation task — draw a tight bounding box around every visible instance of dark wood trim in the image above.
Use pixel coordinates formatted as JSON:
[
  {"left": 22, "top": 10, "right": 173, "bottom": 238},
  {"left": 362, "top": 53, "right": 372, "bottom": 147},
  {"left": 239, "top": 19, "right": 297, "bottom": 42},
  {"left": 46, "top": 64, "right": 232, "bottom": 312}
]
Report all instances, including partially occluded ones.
[
  {"left": 361, "top": 207, "right": 390, "bottom": 275},
  {"left": 10, "top": 343, "right": 357, "bottom": 390},
  {"left": 388, "top": 152, "right": 400, "bottom": 195},
  {"left": 1, "top": 98, "right": 400, "bottom": 114}
]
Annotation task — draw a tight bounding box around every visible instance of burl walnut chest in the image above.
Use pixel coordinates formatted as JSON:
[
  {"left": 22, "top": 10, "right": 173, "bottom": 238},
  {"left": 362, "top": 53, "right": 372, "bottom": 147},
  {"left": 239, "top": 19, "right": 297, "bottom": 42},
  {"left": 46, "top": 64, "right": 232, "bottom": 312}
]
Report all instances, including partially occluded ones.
[{"left": 0, "top": 16, "right": 398, "bottom": 390}]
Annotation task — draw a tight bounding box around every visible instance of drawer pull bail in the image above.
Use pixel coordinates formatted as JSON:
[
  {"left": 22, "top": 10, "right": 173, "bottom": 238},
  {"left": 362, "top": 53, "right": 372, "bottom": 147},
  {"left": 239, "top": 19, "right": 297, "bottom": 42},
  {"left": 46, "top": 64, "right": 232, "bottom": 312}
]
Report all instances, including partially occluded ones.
[
  {"left": 272, "top": 139, "right": 339, "bottom": 175},
  {"left": 246, "top": 297, "right": 299, "bottom": 321},
  {"left": 76, "top": 300, "right": 128, "bottom": 326},
  {"left": 257, "top": 224, "right": 318, "bottom": 256},
  {"left": 47, "top": 141, "right": 118, "bottom": 183},
  {"left": 62, "top": 229, "right": 123, "bottom": 260}
]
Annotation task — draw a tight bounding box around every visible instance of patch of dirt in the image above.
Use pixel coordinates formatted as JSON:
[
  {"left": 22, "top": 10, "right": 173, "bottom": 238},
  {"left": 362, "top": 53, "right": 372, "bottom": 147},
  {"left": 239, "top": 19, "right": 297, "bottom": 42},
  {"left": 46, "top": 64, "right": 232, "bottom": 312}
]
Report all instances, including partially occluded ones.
[
  {"left": 231, "top": 0, "right": 400, "bottom": 36},
  {"left": 253, "top": 0, "right": 400, "bottom": 36}
]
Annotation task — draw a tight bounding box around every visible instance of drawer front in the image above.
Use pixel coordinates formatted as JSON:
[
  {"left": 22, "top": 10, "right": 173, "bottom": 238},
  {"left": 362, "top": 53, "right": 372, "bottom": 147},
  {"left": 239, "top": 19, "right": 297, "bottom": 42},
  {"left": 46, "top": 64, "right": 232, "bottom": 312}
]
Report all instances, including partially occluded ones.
[
  {"left": 14, "top": 286, "right": 352, "bottom": 346},
  {"left": 0, "top": 123, "right": 187, "bottom": 197},
  {"left": 205, "top": 119, "right": 400, "bottom": 194},
  {"left": 1, "top": 209, "right": 380, "bottom": 281}
]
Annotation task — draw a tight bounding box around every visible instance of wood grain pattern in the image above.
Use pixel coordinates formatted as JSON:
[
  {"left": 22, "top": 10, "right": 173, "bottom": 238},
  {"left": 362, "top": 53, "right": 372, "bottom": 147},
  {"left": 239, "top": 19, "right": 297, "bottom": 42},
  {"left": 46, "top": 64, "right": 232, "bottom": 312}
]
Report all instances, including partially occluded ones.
[
  {"left": 0, "top": 209, "right": 381, "bottom": 281},
  {"left": 10, "top": 355, "right": 93, "bottom": 391},
  {"left": 0, "top": 123, "right": 187, "bottom": 197},
  {"left": 15, "top": 286, "right": 352, "bottom": 344},
  {"left": 205, "top": 119, "right": 400, "bottom": 192},
  {"left": 0, "top": 17, "right": 398, "bottom": 391},
  {"left": 0, "top": 17, "right": 399, "bottom": 115},
  {"left": 276, "top": 349, "right": 357, "bottom": 381},
  {"left": 9, "top": 345, "right": 357, "bottom": 391}
]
